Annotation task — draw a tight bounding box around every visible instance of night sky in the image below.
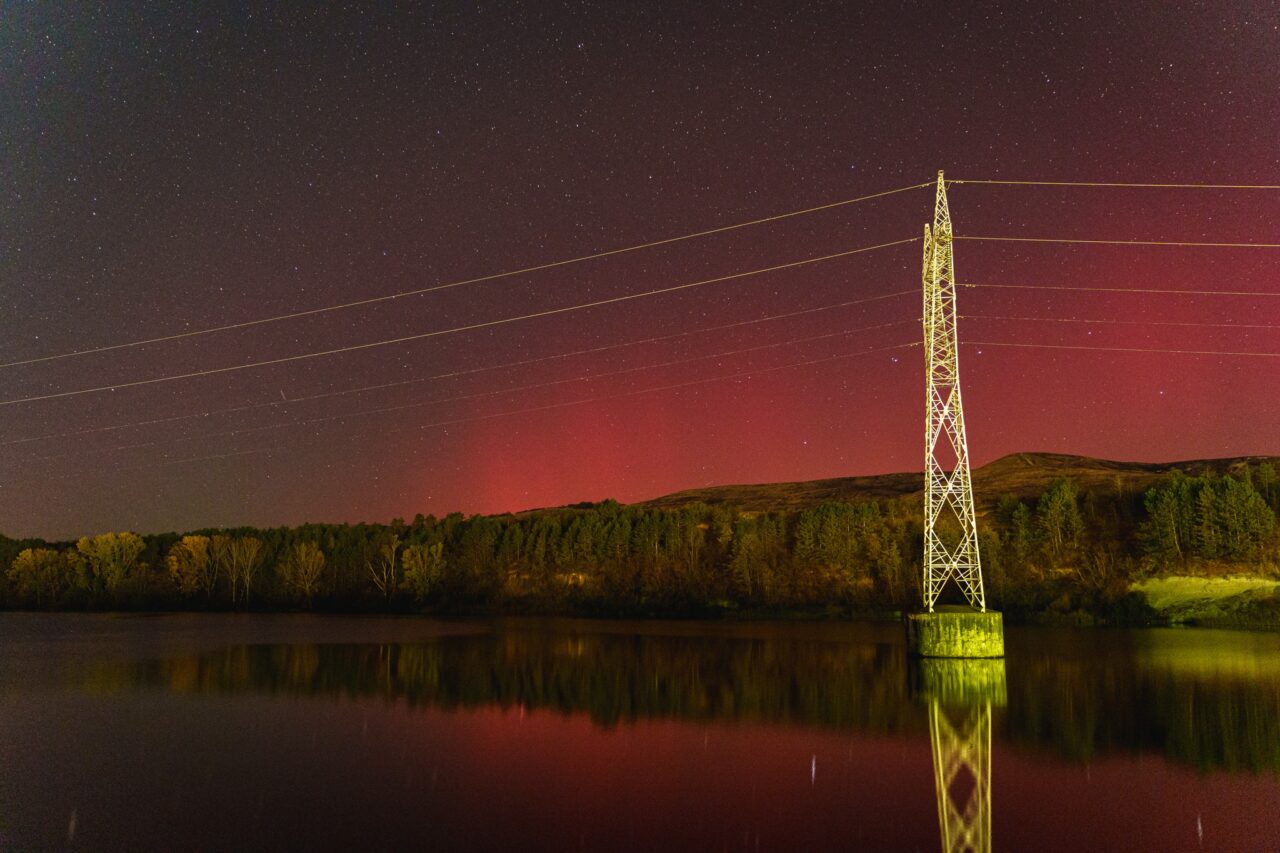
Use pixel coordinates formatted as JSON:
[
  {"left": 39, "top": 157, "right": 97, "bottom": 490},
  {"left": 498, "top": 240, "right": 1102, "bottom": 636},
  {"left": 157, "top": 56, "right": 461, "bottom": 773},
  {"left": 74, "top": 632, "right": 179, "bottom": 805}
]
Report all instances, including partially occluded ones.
[{"left": 2, "top": 3, "right": 1278, "bottom": 540}]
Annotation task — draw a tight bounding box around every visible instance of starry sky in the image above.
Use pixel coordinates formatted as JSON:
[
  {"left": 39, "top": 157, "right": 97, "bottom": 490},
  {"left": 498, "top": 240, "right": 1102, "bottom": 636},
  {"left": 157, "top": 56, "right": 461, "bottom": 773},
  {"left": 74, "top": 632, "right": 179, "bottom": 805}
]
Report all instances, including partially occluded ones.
[{"left": 2, "top": 2, "right": 1278, "bottom": 540}]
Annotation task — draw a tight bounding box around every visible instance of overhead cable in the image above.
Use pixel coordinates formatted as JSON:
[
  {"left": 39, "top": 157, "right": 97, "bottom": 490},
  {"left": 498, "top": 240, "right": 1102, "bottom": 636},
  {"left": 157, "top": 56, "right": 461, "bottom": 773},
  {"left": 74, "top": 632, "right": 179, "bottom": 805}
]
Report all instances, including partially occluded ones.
[
  {"left": 0, "top": 182, "right": 931, "bottom": 369},
  {"left": 951, "top": 179, "right": 1280, "bottom": 190},
  {"left": 961, "top": 282, "right": 1280, "bottom": 298},
  {"left": 26, "top": 321, "right": 916, "bottom": 463},
  {"left": 967, "top": 341, "right": 1280, "bottom": 358},
  {"left": 3, "top": 289, "right": 914, "bottom": 447},
  {"left": 0, "top": 237, "right": 918, "bottom": 408},
  {"left": 957, "top": 235, "right": 1280, "bottom": 249},
  {"left": 963, "top": 314, "right": 1280, "bottom": 330}
]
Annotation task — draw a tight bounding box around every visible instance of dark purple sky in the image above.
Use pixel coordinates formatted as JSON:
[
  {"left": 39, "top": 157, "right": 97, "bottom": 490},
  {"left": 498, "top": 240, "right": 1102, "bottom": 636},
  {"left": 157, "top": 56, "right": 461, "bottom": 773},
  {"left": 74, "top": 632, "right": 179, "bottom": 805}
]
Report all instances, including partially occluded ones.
[{"left": 2, "top": 3, "right": 1278, "bottom": 539}]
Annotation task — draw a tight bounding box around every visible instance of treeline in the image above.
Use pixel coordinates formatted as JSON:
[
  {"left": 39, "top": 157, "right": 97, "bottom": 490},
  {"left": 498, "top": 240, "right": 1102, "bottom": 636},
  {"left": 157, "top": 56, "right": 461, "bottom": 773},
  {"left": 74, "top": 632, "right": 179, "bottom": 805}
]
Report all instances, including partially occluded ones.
[
  {"left": 3, "top": 463, "right": 1279, "bottom": 618},
  {"left": 982, "top": 464, "right": 1279, "bottom": 616}
]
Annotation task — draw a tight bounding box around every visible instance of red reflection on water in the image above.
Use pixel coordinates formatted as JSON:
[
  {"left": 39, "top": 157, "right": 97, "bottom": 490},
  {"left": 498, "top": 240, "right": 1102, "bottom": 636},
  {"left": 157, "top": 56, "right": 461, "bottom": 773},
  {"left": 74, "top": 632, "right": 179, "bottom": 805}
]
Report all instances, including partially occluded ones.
[
  {"left": 415, "top": 706, "right": 940, "bottom": 851},
  {"left": 996, "top": 746, "right": 1280, "bottom": 852}
]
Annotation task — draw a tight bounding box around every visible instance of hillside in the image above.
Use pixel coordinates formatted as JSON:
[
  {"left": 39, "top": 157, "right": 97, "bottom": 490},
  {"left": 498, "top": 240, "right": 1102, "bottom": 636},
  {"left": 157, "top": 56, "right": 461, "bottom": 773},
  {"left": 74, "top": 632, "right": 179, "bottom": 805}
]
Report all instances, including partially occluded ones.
[{"left": 642, "top": 452, "right": 1280, "bottom": 513}]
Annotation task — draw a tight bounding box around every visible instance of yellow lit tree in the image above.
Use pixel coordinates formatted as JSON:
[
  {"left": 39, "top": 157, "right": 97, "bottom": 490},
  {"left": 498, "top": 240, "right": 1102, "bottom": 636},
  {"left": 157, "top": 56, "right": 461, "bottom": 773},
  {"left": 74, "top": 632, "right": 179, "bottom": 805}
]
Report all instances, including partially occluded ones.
[
  {"left": 281, "top": 541, "right": 325, "bottom": 605},
  {"left": 7, "top": 547, "right": 68, "bottom": 607},
  {"left": 166, "top": 535, "right": 215, "bottom": 598},
  {"left": 75, "top": 532, "right": 145, "bottom": 596}
]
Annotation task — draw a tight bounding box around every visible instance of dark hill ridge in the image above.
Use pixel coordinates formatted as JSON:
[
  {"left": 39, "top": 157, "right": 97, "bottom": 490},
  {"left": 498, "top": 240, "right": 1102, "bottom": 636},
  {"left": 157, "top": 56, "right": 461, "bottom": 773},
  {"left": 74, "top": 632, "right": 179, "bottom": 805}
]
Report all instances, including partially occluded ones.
[{"left": 640, "top": 452, "right": 1280, "bottom": 513}]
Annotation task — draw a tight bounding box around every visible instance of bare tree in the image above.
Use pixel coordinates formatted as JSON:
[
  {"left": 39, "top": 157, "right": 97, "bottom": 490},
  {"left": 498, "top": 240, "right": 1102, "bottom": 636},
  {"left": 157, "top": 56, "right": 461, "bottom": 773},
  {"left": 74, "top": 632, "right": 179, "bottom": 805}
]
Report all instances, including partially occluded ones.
[
  {"left": 210, "top": 535, "right": 234, "bottom": 602},
  {"left": 224, "top": 536, "right": 264, "bottom": 606},
  {"left": 367, "top": 534, "right": 401, "bottom": 602},
  {"left": 281, "top": 541, "right": 326, "bottom": 605}
]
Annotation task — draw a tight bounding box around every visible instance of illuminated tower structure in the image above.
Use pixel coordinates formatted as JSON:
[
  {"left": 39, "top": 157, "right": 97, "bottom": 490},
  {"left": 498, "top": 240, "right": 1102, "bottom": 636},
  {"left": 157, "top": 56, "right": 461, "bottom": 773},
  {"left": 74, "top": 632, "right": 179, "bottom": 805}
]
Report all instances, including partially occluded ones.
[
  {"left": 922, "top": 171, "right": 984, "bottom": 612},
  {"left": 907, "top": 172, "right": 1003, "bottom": 658}
]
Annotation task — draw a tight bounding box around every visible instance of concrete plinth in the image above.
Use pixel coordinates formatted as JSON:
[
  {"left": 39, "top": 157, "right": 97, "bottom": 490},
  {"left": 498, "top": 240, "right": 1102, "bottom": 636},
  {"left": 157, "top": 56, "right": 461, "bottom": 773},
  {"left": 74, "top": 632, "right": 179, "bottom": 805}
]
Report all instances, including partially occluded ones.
[{"left": 907, "top": 605, "right": 1005, "bottom": 658}]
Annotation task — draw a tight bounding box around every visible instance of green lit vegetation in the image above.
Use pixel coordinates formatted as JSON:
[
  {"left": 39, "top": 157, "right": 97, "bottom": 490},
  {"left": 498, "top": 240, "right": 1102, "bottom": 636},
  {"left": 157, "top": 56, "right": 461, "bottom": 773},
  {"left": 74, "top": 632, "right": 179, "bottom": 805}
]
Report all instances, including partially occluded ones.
[{"left": 3, "top": 456, "right": 1279, "bottom": 624}]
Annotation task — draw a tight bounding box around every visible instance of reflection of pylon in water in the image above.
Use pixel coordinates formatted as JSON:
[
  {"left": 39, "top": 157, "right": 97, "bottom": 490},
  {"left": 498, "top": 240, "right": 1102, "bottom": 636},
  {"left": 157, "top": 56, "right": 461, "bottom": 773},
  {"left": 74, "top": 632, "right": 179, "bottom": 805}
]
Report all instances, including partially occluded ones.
[{"left": 929, "top": 700, "right": 992, "bottom": 853}]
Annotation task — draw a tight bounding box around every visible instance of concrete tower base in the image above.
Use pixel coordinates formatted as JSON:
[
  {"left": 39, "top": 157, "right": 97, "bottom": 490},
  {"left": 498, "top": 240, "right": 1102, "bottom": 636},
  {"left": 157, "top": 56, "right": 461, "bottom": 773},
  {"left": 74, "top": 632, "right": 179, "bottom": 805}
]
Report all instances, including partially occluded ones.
[{"left": 907, "top": 605, "right": 1005, "bottom": 658}]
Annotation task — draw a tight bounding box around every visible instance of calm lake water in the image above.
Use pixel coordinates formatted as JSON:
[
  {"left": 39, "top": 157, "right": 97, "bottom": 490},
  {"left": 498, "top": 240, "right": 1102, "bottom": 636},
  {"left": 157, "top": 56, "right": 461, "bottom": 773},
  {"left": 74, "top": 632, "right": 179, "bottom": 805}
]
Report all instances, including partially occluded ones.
[{"left": 1, "top": 614, "right": 1278, "bottom": 852}]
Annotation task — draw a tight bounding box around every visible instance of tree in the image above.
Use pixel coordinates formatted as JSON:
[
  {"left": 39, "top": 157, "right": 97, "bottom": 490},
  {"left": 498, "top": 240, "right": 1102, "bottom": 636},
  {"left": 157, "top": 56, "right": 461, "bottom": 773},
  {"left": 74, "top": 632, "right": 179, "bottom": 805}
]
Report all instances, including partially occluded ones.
[
  {"left": 166, "top": 536, "right": 215, "bottom": 598},
  {"left": 75, "top": 532, "right": 146, "bottom": 596},
  {"left": 1213, "top": 475, "right": 1274, "bottom": 560},
  {"left": 454, "top": 517, "right": 502, "bottom": 598},
  {"left": 402, "top": 542, "right": 445, "bottom": 603},
  {"left": 280, "top": 541, "right": 326, "bottom": 604},
  {"left": 1140, "top": 471, "right": 1275, "bottom": 565},
  {"left": 1037, "top": 479, "right": 1083, "bottom": 563},
  {"left": 209, "top": 535, "right": 235, "bottom": 601},
  {"left": 367, "top": 533, "right": 401, "bottom": 602},
  {"left": 1001, "top": 498, "right": 1034, "bottom": 569},
  {"left": 1195, "top": 486, "right": 1220, "bottom": 559},
  {"left": 7, "top": 548, "right": 67, "bottom": 607},
  {"left": 1256, "top": 462, "right": 1279, "bottom": 511},
  {"left": 226, "top": 536, "right": 265, "bottom": 605},
  {"left": 729, "top": 517, "right": 763, "bottom": 602},
  {"left": 1141, "top": 486, "right": 1185, "bottom": 565}
]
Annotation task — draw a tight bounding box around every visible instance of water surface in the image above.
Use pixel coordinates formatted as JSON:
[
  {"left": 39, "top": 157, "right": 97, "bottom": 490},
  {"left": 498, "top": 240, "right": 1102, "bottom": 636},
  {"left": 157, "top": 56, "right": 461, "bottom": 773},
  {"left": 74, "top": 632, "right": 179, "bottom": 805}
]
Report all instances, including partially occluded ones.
[{"left": 1, "top": 614, "right": 1277, "bottom": 851}]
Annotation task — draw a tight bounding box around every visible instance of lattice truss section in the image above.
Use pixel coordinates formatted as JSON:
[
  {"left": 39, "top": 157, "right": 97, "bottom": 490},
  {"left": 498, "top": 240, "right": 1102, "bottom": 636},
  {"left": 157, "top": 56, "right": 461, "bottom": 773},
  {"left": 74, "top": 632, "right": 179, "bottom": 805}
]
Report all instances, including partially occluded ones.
[
  {"left": 930, "top": 701, "right": 993, "bottom": 853},
  {"left": 922, "top": 171, "right": 986, "bottom": 611}
]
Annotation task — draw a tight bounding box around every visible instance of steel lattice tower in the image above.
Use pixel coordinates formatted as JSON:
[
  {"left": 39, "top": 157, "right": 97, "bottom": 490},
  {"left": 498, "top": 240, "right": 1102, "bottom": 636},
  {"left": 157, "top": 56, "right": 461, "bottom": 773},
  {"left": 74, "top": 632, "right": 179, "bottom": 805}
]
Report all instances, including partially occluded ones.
[{"left": 922, "top": 171, "right": 985, "bottom": 612}]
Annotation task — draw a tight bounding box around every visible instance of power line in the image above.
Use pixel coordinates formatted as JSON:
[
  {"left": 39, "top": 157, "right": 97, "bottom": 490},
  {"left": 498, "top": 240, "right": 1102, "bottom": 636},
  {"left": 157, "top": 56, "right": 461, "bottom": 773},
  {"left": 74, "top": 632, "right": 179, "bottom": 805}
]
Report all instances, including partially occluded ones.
[
  {"left": 363, "top": 341, "right": 920, "bottom": 446},
  {"left": 113, "top": 341, "right": 917, "bottom": 477},
  {"left": 961, "top": 282, "right": 1280, "bottom": 298},
  {"left": 26, "top": 321, "right": 917, "bottom": 463},
  {"left": 157, "top": 448, "right": 272, "bottom": 468},
  {"left": 42, "top": 447, "right": 278, "bottom": 484},
  {"left": 951, "top": 179, "right": 1280, "bottom": 190},
  {"left": 0, "top": 237, "right": 918, "bottom": 408},
  {"left": 963, "top": 314, "right": 1280, "bottom": 331},
  {"left": 3, "top": 289, "right": 915, "bottom": 448},
  {"left": 0, "top": 181, "right": 931, "bottom": 370},
  {"left": 967, "top": 341, "right": 1280, "bottom": 358},
  {"left": 956, "top": 235, "right": 1280, "bottom": 249}
]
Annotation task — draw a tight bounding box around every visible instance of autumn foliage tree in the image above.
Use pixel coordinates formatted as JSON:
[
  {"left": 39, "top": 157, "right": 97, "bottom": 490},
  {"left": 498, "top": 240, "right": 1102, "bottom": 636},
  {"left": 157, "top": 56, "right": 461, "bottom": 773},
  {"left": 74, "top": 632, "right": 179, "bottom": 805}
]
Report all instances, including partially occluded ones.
[
  {"left": 7, "top": 548, "right": 67, "bottom": 607},
  {"left": 167, "top": 536, "right": 214, "bottom": 598},
  {"left": 280, "top": 541, "right": 326, "bottom": 605},
  {"left": 73, "top": 532, "right": 146, "bottom": 598}
]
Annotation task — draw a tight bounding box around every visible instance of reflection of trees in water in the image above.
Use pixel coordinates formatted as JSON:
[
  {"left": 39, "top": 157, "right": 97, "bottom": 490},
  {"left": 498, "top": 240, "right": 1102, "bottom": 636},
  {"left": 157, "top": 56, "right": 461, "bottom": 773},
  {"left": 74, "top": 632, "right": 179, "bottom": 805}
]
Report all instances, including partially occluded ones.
[
  {"left": 1007, "top": 636, "right": 1280, "bottom": 774},
  {"left": 83, "top": 627, "right": 1280, "bottom": 773},
  {"left": 98, "top": 632, "right": 915, "bottom": 731}
]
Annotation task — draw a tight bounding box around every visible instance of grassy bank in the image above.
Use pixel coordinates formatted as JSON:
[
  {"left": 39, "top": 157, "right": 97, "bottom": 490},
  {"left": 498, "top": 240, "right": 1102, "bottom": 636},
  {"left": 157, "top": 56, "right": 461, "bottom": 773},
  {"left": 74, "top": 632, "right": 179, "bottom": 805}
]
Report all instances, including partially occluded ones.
[{"left": 1131, "top": 575, "right": 1280, "bottom": 629}]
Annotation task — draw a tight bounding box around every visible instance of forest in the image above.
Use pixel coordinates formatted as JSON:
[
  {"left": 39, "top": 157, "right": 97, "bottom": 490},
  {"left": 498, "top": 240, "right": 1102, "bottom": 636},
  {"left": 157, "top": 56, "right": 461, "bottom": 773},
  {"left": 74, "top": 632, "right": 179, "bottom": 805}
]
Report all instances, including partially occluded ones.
[{"left": 3, "top": 462, "right": 1278, "bottom": 622}]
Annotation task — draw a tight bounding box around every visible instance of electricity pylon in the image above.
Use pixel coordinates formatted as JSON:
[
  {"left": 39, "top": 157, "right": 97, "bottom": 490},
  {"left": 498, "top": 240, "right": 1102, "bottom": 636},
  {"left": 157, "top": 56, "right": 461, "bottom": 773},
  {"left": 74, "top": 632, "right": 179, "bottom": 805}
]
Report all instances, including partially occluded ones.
[{"left": 922, "top": 171, "right": 985, "bottom": 612}]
